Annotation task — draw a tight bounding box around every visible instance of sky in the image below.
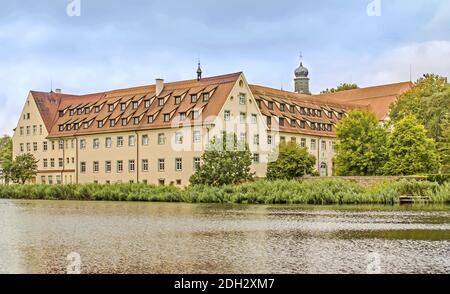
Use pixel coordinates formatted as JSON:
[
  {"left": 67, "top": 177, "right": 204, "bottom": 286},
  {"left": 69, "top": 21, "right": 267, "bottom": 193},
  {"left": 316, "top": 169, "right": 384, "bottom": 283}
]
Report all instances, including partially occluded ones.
[{"left": 0, "top": 0, "right": 449, "bottom": 135}]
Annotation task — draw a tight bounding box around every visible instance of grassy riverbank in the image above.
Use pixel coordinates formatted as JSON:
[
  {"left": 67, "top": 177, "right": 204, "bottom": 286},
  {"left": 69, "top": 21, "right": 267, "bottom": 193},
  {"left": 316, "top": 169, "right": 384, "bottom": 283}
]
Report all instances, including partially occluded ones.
[{"left": 0, "top": 179, "right": 449, "bottom": 205}]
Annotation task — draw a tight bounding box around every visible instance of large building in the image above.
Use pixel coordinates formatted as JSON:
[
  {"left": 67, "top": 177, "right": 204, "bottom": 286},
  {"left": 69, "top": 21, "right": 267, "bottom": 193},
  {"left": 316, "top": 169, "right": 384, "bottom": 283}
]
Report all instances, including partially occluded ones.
[{"left": 12, "top": 61, "right": 412, "bottom": 185}]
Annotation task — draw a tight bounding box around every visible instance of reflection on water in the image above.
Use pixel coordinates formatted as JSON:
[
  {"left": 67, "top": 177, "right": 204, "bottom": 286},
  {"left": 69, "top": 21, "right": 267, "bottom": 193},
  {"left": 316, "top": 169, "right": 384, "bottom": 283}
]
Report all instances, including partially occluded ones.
[{"left": 0, "top": 200, "right": 449, "bottom": 274}]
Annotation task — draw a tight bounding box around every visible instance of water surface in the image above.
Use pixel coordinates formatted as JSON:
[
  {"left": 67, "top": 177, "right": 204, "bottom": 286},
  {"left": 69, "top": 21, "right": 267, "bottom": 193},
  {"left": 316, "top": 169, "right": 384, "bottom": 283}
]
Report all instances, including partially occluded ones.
[{"left": 0, "top": 200, "right": 449, "bottom": 274}]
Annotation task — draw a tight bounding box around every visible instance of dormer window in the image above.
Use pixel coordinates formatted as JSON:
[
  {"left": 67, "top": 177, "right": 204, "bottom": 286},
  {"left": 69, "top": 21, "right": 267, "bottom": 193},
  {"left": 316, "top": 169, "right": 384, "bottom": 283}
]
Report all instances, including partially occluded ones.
[
  {"left": 59, "top": 125, "right": 64, "bottom": 131},
  {"left": 144, "top": 100, "right": 150, "bottom": 108},
  {"left": 158, "top": 98, "right": 164, "bottom": 106},
  {"left": 338, "top": 112, "right": 343, "bottom": 119},
  {"left": 121, "top": 118, "right": 127, "bottom": 126},
  {"left": 289, "top": 105, "right": 295, "bottom": 113},
  {"left": 74, "top": 123, "right": 80, "bottom": 130},
  {"left": 192, "top": 110, "right": 199, "bottom": 120},
  {"left": 279, "top": 117, "right": 285, "bottom": 126},
  {"left": 83, "top": 122, "right": 89, "bottom": 129},
  {"left": 77, "top": 108, "right": 83, "bottom": 115},
  {"left": 69, "top": 109, "right": 74, "bottom": 116},
  {"left": 66, "top": 124, "right": 72, "bottom": 131},
  {"left": 317, "top": 110, "right": 322, "bottom": 117},
  {"left": 256, "top": 100, "right": 261, "bottom": 107},
  {"left": 132, "top": 101, "right": 138, "bottom": 109},
  {"left": 94, "top": 106, "right": 100, "bottom": 113},
  {"left": 290, "top": 119, "right": 296, "bottom": 127},
  {"left": 85, "top": 107, "right": 90, "bottom": 114},
  {"left": 202, "top": 93, "right": 210, "bottom": 102},
  {"left": 280, "top": 104, "right": 285, "bottom": 112},
  {"left": 133, "top": 117, "right": 140, "bottom": 125},
  {"left": 98, "top": 121, "right": 104, "bottom": 128},
  {"left": 300, "top": 121, "right": 306, "bottom": 128},
  {"left": 148, "top": 115, "right": 154, "bottom": 123},
  {"left": 163, "top": 113, "right": 170, "bottom": 122},
  {"left": 59, "top": 110, "right": 64, "bottom": 117},
  {"left": 266, "top": 116, "right": 271, "bottom": 126},
  {"left": 110, "top": 119, "right": 116, "bottom": 127},
  {"left": 174, "top": 96, "right": 181, "bottom": 105},
  {"left": 268, "top": 101, "right": 273, "bottom": 110},
  {"left": 191, "top": 94, "right": 197, "bottom": 103},
  {"left": 120, "top": 103, "right": 126, "bottom": 111},
  {"left": 108, "top": 104, "right": 114, "bottom": 112}
]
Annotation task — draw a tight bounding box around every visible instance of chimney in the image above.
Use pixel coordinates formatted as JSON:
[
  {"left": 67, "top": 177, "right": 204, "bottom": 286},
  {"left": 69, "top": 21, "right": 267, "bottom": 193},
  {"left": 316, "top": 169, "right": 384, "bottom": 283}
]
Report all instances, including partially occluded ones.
[
  {"left": 55, "top": 89, "right": 62, "bottom": 94},
  {"left": 155, "top": 79, "right": 164, "bottom": 96}
]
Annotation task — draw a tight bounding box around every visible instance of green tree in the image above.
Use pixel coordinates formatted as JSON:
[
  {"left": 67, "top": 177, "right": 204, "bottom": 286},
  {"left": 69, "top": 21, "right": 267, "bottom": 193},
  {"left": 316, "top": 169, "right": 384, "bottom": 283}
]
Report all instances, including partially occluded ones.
[
  {"left": 8, "top": 153, "right": 39, "bottom": 184},
  {"left": 266, "top": 141, "right": 316, "bottom": 180},
  {"left": 321, "top": 83, "right": 359, "bottom": 94},
  {"left": 390, "top": 74, "right": 449, "bottom": 141},
  {"left": 0, "top": 136, "right": 13, "bottom": 183},
  {"left": 383, "top": 115, "right": 439, "bottom": 175},
  {"left": 189, "top": 133, "right": 253, "bottom": 186},
  {"left": 335, "top": 109, "right": 388, "bottom": 176}
]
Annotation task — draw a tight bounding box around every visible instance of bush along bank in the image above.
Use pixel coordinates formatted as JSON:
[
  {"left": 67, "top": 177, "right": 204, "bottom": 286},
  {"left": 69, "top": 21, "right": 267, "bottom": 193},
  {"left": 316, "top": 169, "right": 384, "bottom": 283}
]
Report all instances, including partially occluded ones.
[{"left": 0, "top": 179, "right": 448, "bottom": 205}]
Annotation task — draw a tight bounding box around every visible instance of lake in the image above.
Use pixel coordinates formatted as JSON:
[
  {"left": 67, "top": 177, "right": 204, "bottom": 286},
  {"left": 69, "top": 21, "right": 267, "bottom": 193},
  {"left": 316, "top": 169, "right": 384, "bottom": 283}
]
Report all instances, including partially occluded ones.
[{"left": 0, "top": 199, "right": 449, "bottom": 274}]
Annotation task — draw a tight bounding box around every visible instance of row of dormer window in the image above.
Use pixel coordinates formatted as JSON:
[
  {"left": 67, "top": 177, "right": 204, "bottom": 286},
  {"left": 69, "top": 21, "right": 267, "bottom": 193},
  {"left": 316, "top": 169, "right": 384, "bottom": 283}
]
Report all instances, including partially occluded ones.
[
  {"left": 265, "top": 116, "right": 333, "bottom": 132},
  {"left": 256, "top": 99, "right": 344, "bottom": 119}
]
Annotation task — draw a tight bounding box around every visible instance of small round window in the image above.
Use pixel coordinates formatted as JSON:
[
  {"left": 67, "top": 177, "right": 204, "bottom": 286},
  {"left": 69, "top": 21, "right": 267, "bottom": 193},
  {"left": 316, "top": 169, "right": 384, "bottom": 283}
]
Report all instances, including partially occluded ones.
[{"left": 239, "top": 80, "right": 244, "bottom": 87}]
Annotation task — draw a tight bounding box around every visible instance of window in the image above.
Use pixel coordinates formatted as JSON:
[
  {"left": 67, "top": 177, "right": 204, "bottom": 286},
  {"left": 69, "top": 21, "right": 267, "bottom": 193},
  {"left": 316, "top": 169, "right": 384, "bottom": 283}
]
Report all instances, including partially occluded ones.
[
  {"left": 279, "top": 117, "right": 285, "bottom": 126},
  {"left": 291, "top": 137, "right": 297, "bottom": 143},
  {"left": 48, "top": 176, "right": 53, "bottom": 185},
  {"left": 175, "top": 132, "right": 183, "bottom": 144},
  {"left": 191, "top": 94, "right": 197, "bottom": 103},
  {"left": 280, "top": 136, "right": 286, "bottom": 143},
  {"left": 93, "top": 161, "right": 99, "bottom": 173},
  {"left": 240, "top": 132, "right": 246, "bottom": 143},
  {"left": 129, "top": 160, "right": 135, "bottom": 172},
  {"left": 94, "top": 106, "right": 100, "bottom": 113},
  {"left": 175, "top": 158, "right": 182, "bottom": 171},
  {"left": 109, "top": 119, "right": 116, "bottom": 127},
  {"left": 144, "top": 100, "right": 150, "bottom": 108},
  {"left": 158, "top": 159, "right": 165, "bottom": 172},
  {"left": 26, "top": 143, "right": 31, "bottom": 152},
  {"left": 105, "top": 161, "right": 111, "bottom": 173},
  {"left": 142, "top": 134, "right": 149, "bottom": 146},
  {"left": 291, "top": 119, "right": 296, "bottom": 127},
  {"left": 311, "top": 139, "right": 316, "bottom": 150},
  {"left": 20, "top": 127, "right": 24, "bottom": 136},
  {"left": 202, "top": 92, "right": 210, "bottom": 102},
  {"left": 80, "top": 162, "right": 86, "bottom": 173},
  {"left": 43, "top": 159, "right": 48, "bottom": 168},
  {"left": 66, "top": 124, "right": 72, "bottom": 131},
  {"left": 289, "top": 105, "right": 295, "bottom": 113},
  {"left": 41, "top": 176, "right": 46, "bottom": 184},
  {"left": 338, "top": 112, "right": 343, "bottom": 119},
  {"left": 193, "top": 157, "right": 201, "bottom": 170},
  {"left": 174, "top": 96, "right": 181, "bottom": 105},
  {"left": 176, "top": 179, "right": 182, "bottom": 186},
  {"left": 224, "top": 110, "right": 231, "bottom": 121},
  {"left": 240, "top": 112, "right": 246, "bottom": 123},
  {"left": 80, "top": 139, "right": 86, "bottom": 150},
  {"left": 147, "top": 115, "right": 154, "bottom": 123},
  {"left": 332, "top": 141, "right": 336, "bottom": 151},
  {"left": 193, "top": 130, "right": 201, "bottom": 143},
  {"left": 158, "top": 98, "right": 164, "bottom": 106},
  {"left": 142, "top": 159, "right": 149, "bottom": 172},
  {"left": 56, "top": 175, "right": 62, "bottom": 185},
  {"left": 158, "top": 133, "right": 165, "bottom": 145},
  {"left": 300, "top": 138, "right": 306, "bottom": 148},
  {"left": 93, "top": 138, "right": 100, "bottom": 149},
  {"left": 321, "top": 140, "right": 327, "bottom": 150},
  {"left": 105, "top": 137, "right": 112, "bottom": 148},
  {"left": 33, "top": 142, "right": 38, "bottom": 151},
  {"left": 67, "top": 157, "right": 70, "bottom": 164},
  {"left": 280, "top": 104, "right": 285, "bottom": 112},
  {"left": 117, "top": 136, "right": 124, "bottom": 147},
  {"left": 26, "top": 126, "right": 30, "bottom": 135},
  {"left": 267, "top": 135, "right": 273, "bottom": 145},
  {"left": 252, "top": 153, "right": 260, "bottom": 163},
  {"left": 20, "top": 143, "right": 24, "bottom": 152},
  {"left": 85, "top": 107, "right": 90, "bottom": 114},
  {"left": 52, "top": 141, "right": 55, "bottom": 150},
  {"left": 77, "top": 108, "right": 83, "bottom": 115},
  {"left": 58, "top": 140, "right": 64, "bottom": 150},
  {"left": 253, "top": 134, "right": 260, "bottom": 146},
  {"left": 239, "top": 93, "right": 246, "bottom": 104},
  {"left": 121, "top": 118, "right": 127, "bottom": 126},
  {"left": 267, "top": 116, "right": 271, "bottom": 126},
  {"left": 74, "top": 123, "right": 79, "bottom": 130},
  {"left": 163, "top": 114, "right": 170, "bottom": 122},
  {"left": 117, "top": 160, "right": 123, "bottom": 173},
  {"left": 132, "top": 101, "right": 139, "bottom": 109},
  {"left": 59, "top": 110, "right": 64, "bottom": 117},
  {"left": 268, "top": 101, "right": 273, "bottom": 110},
  {"left": 192, "top": 110, "right": 199, "bottom": 120},
  {"left": 33, "top": 125, "right": 37, "bottom": 135},
  {"left": 69, "top": 109, "right": 74, "bottom": 116},
  {"left": 180, "top": 112, "right": 187, "bottom": 121},
  {"left": 108, "top": 104, "right": 114, "bottom": 112},
  {"left": 129, "top": 135, "right": 136, "bottom": 146},
  {"left": 251, "top": 114, "right": 257, "bottom": 124},
  {"left": 300, "top": 121, "right": 306, "bottom": 128},
  {"left": 133, "top": 117, "right": 140, "bottom": 125},
  {"left": 83, "top": 122, "right": 89, "bottom": 129},
  {"left": 58, "top": 158, "right": 63, "bottom": 167},
  {"left": 98, "top": 121, "right": 104, "bottom": 128}
]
